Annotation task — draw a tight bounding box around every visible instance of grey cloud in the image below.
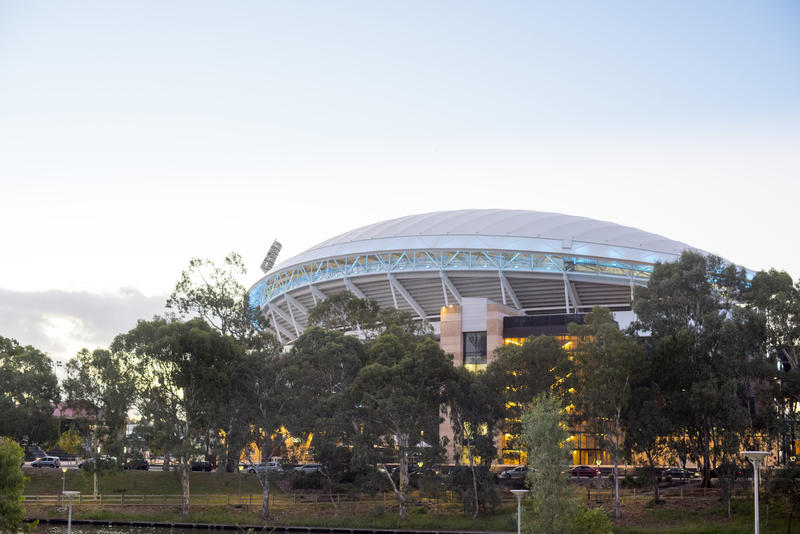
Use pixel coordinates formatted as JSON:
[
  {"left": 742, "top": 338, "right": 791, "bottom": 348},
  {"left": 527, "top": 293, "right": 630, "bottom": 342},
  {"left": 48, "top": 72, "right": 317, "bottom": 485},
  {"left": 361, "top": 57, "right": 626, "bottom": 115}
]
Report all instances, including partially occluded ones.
[{"left": 0, "top": 287, "right": 168, "bottom": 360}]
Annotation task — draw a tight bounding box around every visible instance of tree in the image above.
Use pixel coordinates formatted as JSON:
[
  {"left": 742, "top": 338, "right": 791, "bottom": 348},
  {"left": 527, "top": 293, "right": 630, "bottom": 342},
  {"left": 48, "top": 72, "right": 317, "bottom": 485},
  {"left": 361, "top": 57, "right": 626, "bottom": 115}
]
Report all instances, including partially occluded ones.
[
  {"left": 486, "top": 334, "right": 572, "bottom": 459},
  {"left": 280, "top": 327, "right": 368, "bottom": 516},
  {"left": 167, "top": 252, "right": 280, "bottom": 471},
  {"left": 351, "top": 331, "right": 455, "bottom": 519},
  {"left": 112, "top": 318, "right": 243, "bottom": 516},
  {"left": 623, "top": 380, "right": 670, "bottom": 503},
  {"left": 746, "top": 269, "right": 800, "bottom": 464},
  {"left": 0, "top": 437, "right": 33, "bottom": 533},
  {"left": 447, "top": 366, "right": 503, "bottom": 518},
  {"left": 767, "top": 464, "right": 800, "bottom": 534},
  {"left": 307, "top": 291, "right": 431, "bottom": 340},
  {"left": 632, "top": 251, "right": 769, "bottom": 487},
  {"left": 0, "top": 336, "right": 60, "bottom": 447},
  {"left": 62, "top": 348, "right": 137, "bottom": 497},
  {"left": 522, "top": 392, "right": 612, "bottom": 534},
  {"left": 569, "top": 306, "right": 644, "bottom": 519}
]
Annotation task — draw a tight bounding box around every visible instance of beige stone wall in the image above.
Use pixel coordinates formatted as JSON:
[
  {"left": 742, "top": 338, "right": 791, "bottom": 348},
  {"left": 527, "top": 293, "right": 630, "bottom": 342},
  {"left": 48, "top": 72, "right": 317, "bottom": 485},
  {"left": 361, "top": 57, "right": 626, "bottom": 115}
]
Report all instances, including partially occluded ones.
[
  {"left": 486, "top": 301, "right": 523, "bottom": 364},
  {"left": 439, "top": 304, "right": 463, "bottom": 366}
]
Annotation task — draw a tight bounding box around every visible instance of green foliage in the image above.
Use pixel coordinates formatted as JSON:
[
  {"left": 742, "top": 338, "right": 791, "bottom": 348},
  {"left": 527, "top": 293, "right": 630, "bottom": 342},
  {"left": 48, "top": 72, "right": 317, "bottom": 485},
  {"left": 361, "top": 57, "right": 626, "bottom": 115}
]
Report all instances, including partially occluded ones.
[
  {"left": 522, "top": 391, "right": 576, "bottom": 534},
  {"left": 632, "top": 251, "right": 771, "bottom": 486},
  {"left": 767, "top": 464, "right": 800, "bottom": 534},
  {"left": 291, "top": 472, "right": 324, "bottom": 490},
  {"left": 0, "top": 437, "right": 34, "bottom": 533},
  {"left": 0, "top": 336, "right": 59, "bottom": 446},
  {"left": 487, "top": 335, "right": 572, "bottom": 444},
  {"left": 573, "top": 505, "right": 612, "bottom": 534}
]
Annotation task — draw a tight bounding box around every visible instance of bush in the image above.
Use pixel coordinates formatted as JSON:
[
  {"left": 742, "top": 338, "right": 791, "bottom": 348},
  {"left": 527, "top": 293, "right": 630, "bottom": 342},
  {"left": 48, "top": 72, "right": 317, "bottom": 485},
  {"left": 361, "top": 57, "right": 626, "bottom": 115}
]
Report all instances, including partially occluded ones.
[
  {"left": 291, "top": 472, "right": 324, "bottom": 490},
  {"left": 572, "top": 505, "right": 612, "bottom": 534},
  {"left": 0, "top": 437, "right": 34, "bottom": 533}
]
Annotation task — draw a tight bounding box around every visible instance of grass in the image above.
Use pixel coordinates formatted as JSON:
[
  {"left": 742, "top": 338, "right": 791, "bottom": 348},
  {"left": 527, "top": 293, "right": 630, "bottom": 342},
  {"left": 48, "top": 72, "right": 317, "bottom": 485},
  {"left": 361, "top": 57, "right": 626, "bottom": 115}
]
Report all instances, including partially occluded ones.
[
  {"left": 23, "top": 471, "right": 796, "bottom": 533},
  {"left": 22, "top": 467, "right": 268, "bottom": 496}
]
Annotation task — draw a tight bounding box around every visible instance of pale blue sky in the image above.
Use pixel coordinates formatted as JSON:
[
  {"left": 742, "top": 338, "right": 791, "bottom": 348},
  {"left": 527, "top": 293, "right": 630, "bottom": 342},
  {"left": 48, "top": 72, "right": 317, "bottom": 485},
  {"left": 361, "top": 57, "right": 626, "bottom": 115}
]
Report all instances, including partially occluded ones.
[{"left": 1, "top": 1, "right": 798, "bottom": 361}]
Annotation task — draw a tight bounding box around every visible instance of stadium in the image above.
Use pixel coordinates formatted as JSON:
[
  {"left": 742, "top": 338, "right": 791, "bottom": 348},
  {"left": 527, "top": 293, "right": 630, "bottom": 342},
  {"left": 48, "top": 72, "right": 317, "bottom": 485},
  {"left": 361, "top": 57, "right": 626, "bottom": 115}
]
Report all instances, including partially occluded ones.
[
  {"left": 248, "top": 208, "right": 704, "bottom": 342},
  {"left": 248, "top": 208, "right": 708, "bottom": 463}
]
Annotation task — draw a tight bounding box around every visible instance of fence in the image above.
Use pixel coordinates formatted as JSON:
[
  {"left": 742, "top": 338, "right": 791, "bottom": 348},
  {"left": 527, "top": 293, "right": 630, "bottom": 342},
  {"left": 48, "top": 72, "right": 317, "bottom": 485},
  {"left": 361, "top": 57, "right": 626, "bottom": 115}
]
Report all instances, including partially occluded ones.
[{"left": 23, "top": 484, "right": 731, "bottom": 510}]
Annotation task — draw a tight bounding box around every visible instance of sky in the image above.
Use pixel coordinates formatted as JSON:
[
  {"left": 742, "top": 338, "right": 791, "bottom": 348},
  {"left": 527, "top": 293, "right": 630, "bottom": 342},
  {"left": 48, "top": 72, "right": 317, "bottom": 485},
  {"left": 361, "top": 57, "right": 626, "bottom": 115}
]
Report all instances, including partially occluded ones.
[{"left": 1, "top": 1, "right": 798, "bottom": 366}]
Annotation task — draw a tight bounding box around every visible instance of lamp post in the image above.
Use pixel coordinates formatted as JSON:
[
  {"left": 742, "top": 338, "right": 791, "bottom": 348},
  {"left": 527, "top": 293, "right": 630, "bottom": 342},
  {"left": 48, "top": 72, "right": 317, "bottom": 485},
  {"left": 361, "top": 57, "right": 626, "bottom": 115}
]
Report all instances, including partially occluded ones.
[
  {"left": 237, "top": 463, "right": 243, "bottom": 506},
  {"left": 743, "top": 451, "right": 769, "bottom": 534},
  {"left": 62, "top": 491, "right": 80, "bottom": 534},
  {"left": 510, "top": 489, "right": 529, "bottom": 534},
  {"left": 596, "top": 458, "right": 602, "bottom": 479},
  {"left": 61, "top": 466, "right": 68, "bottom": 493}
]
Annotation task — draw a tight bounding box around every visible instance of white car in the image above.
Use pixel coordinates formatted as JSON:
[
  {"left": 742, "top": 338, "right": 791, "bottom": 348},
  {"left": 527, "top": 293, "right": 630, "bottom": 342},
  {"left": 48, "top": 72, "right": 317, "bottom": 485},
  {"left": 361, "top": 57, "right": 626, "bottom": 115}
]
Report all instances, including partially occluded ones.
[
  {"left": 32, "top": 456, "right": 61, "bottom": 468},
  {"left": 294, "top": 463, "right": 323, "bottom": 475},
  {"left": 246, "top": 460, "right": 283, "bottom": 474}
]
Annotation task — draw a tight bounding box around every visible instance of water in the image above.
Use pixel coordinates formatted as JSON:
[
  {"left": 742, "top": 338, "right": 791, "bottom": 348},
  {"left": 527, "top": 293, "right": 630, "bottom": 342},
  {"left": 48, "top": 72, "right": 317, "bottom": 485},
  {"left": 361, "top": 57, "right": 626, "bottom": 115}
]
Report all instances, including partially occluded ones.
[{"left": 36, "top": 525, "right": 212, "bottom": 534}]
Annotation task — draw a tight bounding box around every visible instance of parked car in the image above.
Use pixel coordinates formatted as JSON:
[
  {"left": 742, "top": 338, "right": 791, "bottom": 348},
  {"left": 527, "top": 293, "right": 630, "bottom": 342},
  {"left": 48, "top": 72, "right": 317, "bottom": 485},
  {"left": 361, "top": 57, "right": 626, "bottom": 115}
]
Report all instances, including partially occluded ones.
[
  {"left": 570, "top": 465, "right": 599, "bottom": 478},
  {"left": 499, "top": 465, "right": 529, "bottom": 480},
  {"left": 191, "top": 460, "right": 213, "bottom": 472},
  {"left": 246, "top": 460, "right": 283, "bottom": 474},
  {"left": 32, "top": 456, "right": 61, "bottom": 468},
  {"left": 294, "top": 463, "right": 323, "bottom": 475},
  {"left": 663, "top": 467, "right": 698, "bottom": 481},
  {"left": 123, "top": 458, "right": 150, "bottom": 470},
  {"left": 78, "top": 455, "right": 117, "bottom": 470}
]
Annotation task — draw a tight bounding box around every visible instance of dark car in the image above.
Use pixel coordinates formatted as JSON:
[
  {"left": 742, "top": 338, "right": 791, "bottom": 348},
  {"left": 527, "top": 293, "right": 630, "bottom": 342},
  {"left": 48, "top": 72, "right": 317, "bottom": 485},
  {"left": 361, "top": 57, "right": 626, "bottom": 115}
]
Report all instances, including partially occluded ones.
[
  {"left": 124, "top": 458, "right": 149, "bottom": 470},
  {"left": 570, "top": 465, "right": 599, "bottom": 478},
  {"left": 664, "top": 467, "right": 698, "bottom": 481},
  {"left": 191, "top": 460, "right": 213, "bottom": 472},
  {"left": 78, "top": 455, "right": 117, "bottom": 470}
]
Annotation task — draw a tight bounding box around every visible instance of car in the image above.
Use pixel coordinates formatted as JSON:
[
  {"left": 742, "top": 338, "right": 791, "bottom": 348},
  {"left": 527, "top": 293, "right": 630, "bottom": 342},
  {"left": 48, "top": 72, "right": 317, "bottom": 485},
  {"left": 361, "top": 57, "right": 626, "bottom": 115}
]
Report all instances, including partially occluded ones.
[
  {"left": 246, "top": 460, "right": 283, "bottom": 474},
  {"left": 191, "top": 460, "right": 213, "bottom": 472},
  {"left": 294, "top": 463, "right": 323, "bottom": 475},
  {"left": 499, "top": 465, "right": 529, "bottom": 480},
  {"left": 123, "top": 458, "right": 149, "bottom": 470},
  {"left": 663, "top": 467, "right": 698, "bottom": 481},
  {"left": 32, "top": 456, "right": 61, "bottom": 468},
  {"left": 570, "top": 465, "right": 599, "bottom": 478},
  {"left": 78, "top": 455, "right": 117, "bottom": 470}
]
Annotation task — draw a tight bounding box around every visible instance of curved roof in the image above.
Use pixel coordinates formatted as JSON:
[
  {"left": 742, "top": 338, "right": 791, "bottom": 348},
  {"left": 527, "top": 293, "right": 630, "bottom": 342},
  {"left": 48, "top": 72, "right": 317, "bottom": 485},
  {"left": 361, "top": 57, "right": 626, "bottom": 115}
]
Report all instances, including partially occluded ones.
[{"left": 269, "top": 209, "right": 702, "bottom": 274}]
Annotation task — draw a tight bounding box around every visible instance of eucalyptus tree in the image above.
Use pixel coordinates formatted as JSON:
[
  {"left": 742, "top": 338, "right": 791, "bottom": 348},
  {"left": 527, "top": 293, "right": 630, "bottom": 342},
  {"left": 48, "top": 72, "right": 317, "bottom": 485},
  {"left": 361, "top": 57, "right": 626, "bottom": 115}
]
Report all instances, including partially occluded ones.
[
  {"left": 485, "top": 334, "right": 572, "bottom": 457},
  {"left": 447, "top": 366, "right": 503, "bottom": 519},
  {"left": 112, "top": 318, "right": 243, "bottom": 516},
  {"left": 569, "top": 306, "right": 643, "bottom": 519},
  {"left": 63, "top": 347, "right": 137, "bottom": 497},
  {"left": 167, "top": 252, "right": 279, "bottom": 471},
  {"left": 745, "top": 268, "right": 800, "bottom": 463},
  {"left": 632, "top": 251, "right": 769, "bottom": 487},
  {"left": 351, "top": 329, "right": 455, "bottom": 520},
  {"left": 0, "top": 336, "right": 59, "bottom": 447}
]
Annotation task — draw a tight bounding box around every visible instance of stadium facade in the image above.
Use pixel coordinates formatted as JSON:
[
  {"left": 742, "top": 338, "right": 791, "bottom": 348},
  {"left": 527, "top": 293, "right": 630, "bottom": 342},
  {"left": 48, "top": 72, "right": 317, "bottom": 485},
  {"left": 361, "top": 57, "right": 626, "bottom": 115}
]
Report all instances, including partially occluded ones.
[{"left": 248, "top": 209, "right": 707, "bottom": 463}]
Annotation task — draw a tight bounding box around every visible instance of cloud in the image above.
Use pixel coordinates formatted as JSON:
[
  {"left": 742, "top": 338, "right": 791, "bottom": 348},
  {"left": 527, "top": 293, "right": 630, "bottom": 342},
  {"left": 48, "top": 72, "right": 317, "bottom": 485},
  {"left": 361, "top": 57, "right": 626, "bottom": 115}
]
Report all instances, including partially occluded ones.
[{"left": 0, "top": 287, "right": 167, "bottom": 362}]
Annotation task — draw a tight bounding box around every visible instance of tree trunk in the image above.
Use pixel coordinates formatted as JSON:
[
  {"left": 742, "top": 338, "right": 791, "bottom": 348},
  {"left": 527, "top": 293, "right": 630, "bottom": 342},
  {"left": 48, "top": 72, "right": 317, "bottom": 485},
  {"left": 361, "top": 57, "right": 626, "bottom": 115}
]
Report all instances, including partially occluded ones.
[
  {"left": 398, "top": 451, "right": 409, "bottom": 520},
  {"left": 613, "top": 419, "right": 621, "bottom": 519},
  {"left": 163, "top": 454, "right": 171, "bottom": 471},
  {"left": 180, "top": 458, "right": 190, "bottom": 516},
  {"left": 93, "top": 471, "right": 98, "bottom": 499},
  {"left": 261, "top": 474, "right": 270, "bottom": 519},
  {"left": 467, "top": 439, "right": 479, "bottom": 520}
]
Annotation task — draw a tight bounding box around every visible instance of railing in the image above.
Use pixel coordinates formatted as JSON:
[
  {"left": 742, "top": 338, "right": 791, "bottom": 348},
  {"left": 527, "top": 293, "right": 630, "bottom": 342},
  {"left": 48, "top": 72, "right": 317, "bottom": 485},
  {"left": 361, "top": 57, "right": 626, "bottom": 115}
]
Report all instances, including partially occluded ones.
[{"left": 23, "top": 485, "right": 728, "bottom": 508}]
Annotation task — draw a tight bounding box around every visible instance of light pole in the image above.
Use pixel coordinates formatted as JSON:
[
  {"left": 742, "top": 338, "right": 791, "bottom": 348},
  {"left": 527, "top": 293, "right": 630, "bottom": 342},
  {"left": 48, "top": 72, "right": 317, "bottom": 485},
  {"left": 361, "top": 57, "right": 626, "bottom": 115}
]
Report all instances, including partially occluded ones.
[
  {"left": 237, "top": 463, "right": 243, "bottom": 506},
  {"left": 510, "top": 489, "right": 529, "bottom": 534},
  {"left": 60, "top": 466, "right": 68, "bottom": 508},
  {"left": 596, "top": 458, "right": 602, "bottom": 479},
  {"left": 62, "top": 491, "right": 80, "bottom": 534},
  {"left": 743, "top": 451, "right": 769, "bottom": 534}
]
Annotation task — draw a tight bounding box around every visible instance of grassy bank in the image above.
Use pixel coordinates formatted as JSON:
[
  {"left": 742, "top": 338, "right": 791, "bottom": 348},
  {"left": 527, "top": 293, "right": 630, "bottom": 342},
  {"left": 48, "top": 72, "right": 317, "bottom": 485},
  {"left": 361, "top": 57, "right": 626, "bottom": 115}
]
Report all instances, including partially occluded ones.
[{"left": 22, "top": 468, "right": 267, "bottom": 496}]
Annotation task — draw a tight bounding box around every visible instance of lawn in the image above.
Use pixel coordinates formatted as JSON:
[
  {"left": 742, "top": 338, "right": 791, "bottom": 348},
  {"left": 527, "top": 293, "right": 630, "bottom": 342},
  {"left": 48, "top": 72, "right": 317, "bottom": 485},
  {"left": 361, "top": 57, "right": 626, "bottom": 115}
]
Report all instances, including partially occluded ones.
[{"left": 22, "top": 470, "right": 796, "bottom": 533}]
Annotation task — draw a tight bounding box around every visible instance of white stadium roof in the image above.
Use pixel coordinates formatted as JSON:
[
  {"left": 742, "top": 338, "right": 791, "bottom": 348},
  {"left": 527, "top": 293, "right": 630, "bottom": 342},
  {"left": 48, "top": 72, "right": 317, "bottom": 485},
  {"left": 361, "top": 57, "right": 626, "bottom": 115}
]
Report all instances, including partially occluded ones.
[{"left": 249, "top": 209, "right": 707, "bottom": 342}]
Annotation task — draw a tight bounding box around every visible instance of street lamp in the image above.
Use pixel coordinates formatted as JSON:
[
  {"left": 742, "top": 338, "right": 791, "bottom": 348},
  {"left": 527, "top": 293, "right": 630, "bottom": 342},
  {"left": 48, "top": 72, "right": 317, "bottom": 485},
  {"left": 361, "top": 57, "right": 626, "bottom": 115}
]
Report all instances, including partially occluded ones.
[
  {"left": 510, "top": 489, "right": 529, "bottom": 534},
  {"left": 596, "top": 458, "right": 602, "bottom": 479},
  {"left": 62, "top": 491, "right": 80, "bottom": 534},
  {"left": 237, "top": 463, "right": 244, "bottom": 506},
  {"left": 743, "top": 451, "right": 769, "bottom": 534},
  {"left": 61, "top": 466, "right": 68, "bottom": 493}
]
